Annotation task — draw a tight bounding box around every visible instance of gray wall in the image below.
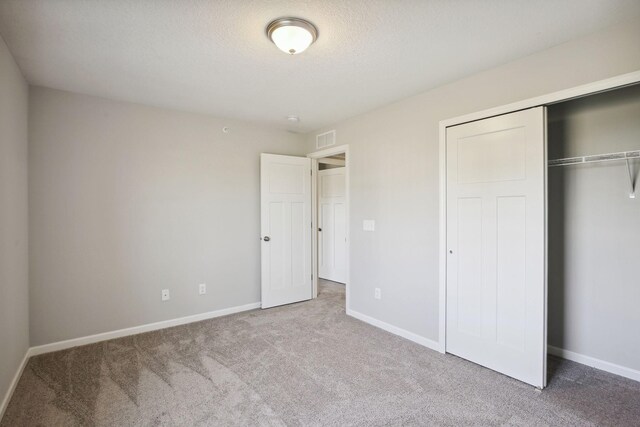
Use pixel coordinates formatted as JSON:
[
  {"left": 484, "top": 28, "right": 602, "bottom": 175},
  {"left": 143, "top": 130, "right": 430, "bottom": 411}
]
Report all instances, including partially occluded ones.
[
  {"left": 29, "top": 87, "right": 306, "bottom": 346},
  {"left": 0, "top": 36, "right": 29, "bottom": 407},
  {"left": 548, "top": 84, "right": 640, "bottom": 371},
  {"left": 305, "top": 19, "right": 640, "bottom": 357}
]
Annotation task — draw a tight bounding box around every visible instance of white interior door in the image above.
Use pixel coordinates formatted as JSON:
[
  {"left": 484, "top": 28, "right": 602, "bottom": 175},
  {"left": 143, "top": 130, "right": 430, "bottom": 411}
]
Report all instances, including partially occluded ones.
[
  {"left": 261, "top": 154, "right": 312, "bottom": 308},
  {"left": 446, "top": 107, "right": 547, "bottom": 388},
  {"left": 318, "top": 168, "right": 347, "bottom": 283}
]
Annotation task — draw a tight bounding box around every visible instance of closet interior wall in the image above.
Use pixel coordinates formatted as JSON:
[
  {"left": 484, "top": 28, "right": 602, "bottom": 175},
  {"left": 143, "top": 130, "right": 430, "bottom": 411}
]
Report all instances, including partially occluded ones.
[{"left": 547, "top": 84, "right": 640, "bottom": 373}]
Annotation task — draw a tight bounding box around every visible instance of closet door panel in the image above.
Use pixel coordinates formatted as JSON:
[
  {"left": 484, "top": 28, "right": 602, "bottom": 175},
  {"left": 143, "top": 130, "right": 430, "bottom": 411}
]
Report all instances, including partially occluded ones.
[
  {"left": 446, "top": 107, "right": 547, "bottom": 388},
  {"left": 496, "top": 195, "right": 527, "bottom": 351},
  {"left": 455, "top": 197, "right": 483, "bottom": 338}
]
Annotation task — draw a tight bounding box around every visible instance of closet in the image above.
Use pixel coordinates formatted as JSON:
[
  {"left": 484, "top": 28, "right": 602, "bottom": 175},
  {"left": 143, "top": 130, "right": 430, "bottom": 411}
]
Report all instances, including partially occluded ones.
[
  {"left": 443, "top": 81, "right": 640, "bottom": 388},
  {"left": 547, "top": 83, "right": 640, "bottom": 377}
]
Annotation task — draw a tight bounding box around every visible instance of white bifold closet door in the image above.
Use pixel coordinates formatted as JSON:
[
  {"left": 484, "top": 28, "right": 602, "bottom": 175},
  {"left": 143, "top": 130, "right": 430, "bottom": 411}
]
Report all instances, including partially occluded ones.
[
  {"left": 318, "top": 168, "right": 347, "bottom": 283},
  {"left": 260, "top": 154, "right": 312, "bottom": 309},
  {"left": 446, "top": 107, "right": 547, "bottom": 388}
]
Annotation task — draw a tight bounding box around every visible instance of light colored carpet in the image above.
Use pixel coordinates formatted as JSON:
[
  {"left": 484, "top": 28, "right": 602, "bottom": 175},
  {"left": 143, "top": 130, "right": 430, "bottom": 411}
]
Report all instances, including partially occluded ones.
[{"left": 2, "top": 280, "right": 640, "bottom": 426}]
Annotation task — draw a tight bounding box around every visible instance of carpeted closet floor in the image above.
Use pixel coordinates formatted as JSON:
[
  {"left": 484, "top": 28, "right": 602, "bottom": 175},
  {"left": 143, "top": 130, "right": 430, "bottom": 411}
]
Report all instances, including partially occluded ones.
[{"left": 2, "top": 280, "right": 639, "bottom": 426}]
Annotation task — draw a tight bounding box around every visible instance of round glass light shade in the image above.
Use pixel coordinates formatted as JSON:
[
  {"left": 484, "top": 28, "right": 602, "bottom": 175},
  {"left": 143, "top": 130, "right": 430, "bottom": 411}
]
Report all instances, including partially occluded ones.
[{"left": 267, "top": 18, "right": 318, "bottom": 55}]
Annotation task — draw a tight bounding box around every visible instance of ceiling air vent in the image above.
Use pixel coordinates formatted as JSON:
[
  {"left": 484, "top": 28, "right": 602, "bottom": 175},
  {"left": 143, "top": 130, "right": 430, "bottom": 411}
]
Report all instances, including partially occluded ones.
[{"left": 316, "top": 130, "right": 336, "bottom": 149}]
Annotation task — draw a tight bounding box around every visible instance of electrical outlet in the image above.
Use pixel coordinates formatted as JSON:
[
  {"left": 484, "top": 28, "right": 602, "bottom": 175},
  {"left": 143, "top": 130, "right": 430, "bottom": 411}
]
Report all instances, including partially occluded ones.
[
  {"left": 374, "top": 288, "right": 381, "bottom": 300},
  {"left": 199, "top": 283, "right": 206, "bottom": 295},
  {"left": 363, "top": 220, "right": 375, "bottom": 231},
  {"left": 162, "top": 289, "right": 170, "bottom": 301}
]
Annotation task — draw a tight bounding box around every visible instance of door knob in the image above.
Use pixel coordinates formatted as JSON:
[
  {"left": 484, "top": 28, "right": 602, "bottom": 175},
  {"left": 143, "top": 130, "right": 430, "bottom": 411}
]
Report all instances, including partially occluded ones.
[{"left": 263, "top": 236, "right": 270, "bottom": 242}]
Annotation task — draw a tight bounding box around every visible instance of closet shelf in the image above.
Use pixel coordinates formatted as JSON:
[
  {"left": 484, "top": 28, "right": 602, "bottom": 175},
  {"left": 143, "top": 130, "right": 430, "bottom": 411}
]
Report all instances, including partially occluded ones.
[
  {"left": 548, "top": 150, "right": 640, "bottom": 167},
  {"left": 548, "top": 150, "right": 639, "bottom": 199}
]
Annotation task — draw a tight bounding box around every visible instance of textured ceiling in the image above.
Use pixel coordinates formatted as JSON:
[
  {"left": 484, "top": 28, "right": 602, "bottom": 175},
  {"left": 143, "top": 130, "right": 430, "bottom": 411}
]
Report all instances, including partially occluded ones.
[{"left": 1, "top": 0, "right": 639, "bottom": 132}]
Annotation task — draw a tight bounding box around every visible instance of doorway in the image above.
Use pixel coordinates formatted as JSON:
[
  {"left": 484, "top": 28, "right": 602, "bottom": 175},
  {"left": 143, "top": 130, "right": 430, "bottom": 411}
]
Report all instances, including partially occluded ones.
[
  {"left": 308, "top": 145, "right": 350, "bottom": 308},
  {"left": 259, "top": 145, "right": 349, "bottom": 310},
  {"left": 317, "top": 157, "right": 347, "bottom": 283}
]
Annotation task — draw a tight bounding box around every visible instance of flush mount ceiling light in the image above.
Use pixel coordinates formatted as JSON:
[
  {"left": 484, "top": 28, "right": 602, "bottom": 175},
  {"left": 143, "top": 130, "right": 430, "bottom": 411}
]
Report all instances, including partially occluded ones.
[{"left": 266, "top": 17, "right": 318, "bottom": 55}]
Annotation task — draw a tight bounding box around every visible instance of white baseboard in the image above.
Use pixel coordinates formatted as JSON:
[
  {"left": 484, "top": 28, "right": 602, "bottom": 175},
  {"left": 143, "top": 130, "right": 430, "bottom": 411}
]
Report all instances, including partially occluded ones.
[
  {"left": 1, "top": 302, "right": 260, "bottom": 421},
  {"left": 347, "top": 308, "right": 441, "bottom": 352},
  {"left": 4, "top": 306, "right": 638, "bottom": 422},
  {"left": 29, "top": 302, "right": 261, "bottom": 357},
  {"left": 345, "top": 309, "right": 640, "bottom": 383},
  {"left": 548, "top": 345, "right": 640, "bottom": 383},
  {"left": 0, "top": 349, "right": 30, "bottom": 421}
]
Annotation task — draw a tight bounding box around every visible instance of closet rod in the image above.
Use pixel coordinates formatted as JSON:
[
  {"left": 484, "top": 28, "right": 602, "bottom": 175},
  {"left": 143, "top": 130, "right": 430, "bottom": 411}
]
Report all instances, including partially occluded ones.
[{"left": 548, "top": 150, "right": 639, "bottom": 199}]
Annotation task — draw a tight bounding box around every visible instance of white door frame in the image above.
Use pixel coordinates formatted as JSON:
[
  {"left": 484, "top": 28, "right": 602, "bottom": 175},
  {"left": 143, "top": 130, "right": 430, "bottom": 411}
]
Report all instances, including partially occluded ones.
[
  {"left": 438, "top": 70, "right": 640, "bottom": 354},
  {"left": 308, "top": 144, "right": 350, "bottom": 309}
]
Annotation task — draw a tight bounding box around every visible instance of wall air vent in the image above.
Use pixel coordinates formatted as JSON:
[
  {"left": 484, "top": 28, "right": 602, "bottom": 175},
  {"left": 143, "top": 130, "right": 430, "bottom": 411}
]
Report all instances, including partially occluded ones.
[{"left": 316, "top": 130, "right": 336, "bottom": 149}]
